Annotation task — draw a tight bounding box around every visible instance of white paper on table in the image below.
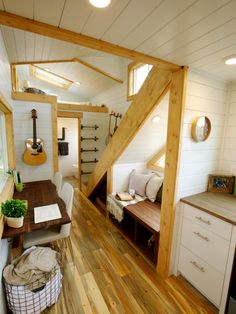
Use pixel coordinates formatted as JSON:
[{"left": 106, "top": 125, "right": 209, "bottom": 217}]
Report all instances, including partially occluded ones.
[{"left": 34, "top": 203, "right": 62, "bottom": 223}]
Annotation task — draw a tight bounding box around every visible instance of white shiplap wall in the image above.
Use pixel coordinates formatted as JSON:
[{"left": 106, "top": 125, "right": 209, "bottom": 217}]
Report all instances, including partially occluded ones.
[
  {"left": 218, "top": 81, "right": 236, "bottom": 175},
  {"left": 117, "top": 95, "right": 169, "bottom": 164},
  {"left": 80, "top": 112, "right": 108, "bottom": 183},
  {"left": 0, "top": 31, "right": 12, "bottom": 104},
  {"left": 90, "top": 60, "right": 131, "bottom": 115},
  {"left": 170, "top": 70, "right": 228, "bottom": 275},
  {"left": 176, "top": 70, "right": 228, "bottom": 199},
  {"left": 58, "top": 117, "right": 78, "bottom": 178},
  {"left": 0, "top": 31, "right": 11, "bottom": 314},
  {"left": 12, "top": 101, "right": 54, "bottom": 182}
]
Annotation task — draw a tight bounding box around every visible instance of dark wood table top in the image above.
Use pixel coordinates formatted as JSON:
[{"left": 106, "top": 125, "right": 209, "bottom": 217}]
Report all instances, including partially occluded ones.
[{"left": 2, "top": 180, "right": 71, "bottom": 239}]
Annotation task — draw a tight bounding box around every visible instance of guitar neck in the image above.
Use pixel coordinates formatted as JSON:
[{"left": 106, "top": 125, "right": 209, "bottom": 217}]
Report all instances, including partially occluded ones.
[{"left": 32, "top": 117, "right": 37, "bottom": 147}]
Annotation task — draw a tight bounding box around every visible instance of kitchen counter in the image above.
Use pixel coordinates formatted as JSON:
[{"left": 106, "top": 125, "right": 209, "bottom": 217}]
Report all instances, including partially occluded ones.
[{"left": 181, "top": 192, "right": 236, "bottom": 225}]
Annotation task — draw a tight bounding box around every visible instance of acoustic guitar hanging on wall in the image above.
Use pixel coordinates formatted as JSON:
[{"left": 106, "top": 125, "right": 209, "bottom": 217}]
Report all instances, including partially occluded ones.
[{"left": 23, "top": 109, "right": 47, "bottom": 166}]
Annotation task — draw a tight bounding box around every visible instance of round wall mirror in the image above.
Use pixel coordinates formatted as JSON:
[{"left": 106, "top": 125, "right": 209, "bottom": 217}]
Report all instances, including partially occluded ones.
[{"left": 191, "top": 116, "right": 211, "bottom": 142}]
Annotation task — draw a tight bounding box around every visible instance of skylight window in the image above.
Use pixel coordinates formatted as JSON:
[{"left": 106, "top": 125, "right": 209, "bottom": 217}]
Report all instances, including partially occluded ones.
[{"left": 30, "top": 65, "right": 73, "bottom": 89}]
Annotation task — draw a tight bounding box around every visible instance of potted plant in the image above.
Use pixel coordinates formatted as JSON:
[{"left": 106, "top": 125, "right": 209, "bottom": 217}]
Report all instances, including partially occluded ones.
[{"left": 1, "top": 199, "right": 27, "bottom": 228}]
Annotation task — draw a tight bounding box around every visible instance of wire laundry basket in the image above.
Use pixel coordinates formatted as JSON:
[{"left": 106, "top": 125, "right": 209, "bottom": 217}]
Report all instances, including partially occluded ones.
[{"left": 4, "top": 264, "right": 62, "bottom": 314}]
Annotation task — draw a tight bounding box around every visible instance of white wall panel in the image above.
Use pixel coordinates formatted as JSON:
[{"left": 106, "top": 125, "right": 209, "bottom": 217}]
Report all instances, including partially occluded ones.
[
  {"left": 0, "top": 30, "right": 12, "bottom": 313},
  {"left": 177, "top": 70, "right": 227, "bottom": 199},
  {"left": 218, "top": 81, "right": 236, "bottom": 175},
  {"left": 12, "top": 101, "right": 54, "bottom": 183},
  {"left": 112, "top": 162, "right": 146, "bottom": 193},
  {"left": 58, "top": 118, "right": 78, "bottom": 177}
]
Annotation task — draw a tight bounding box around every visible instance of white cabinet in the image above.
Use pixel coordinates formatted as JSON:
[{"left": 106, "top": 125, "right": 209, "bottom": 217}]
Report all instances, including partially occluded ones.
[{"left": 178, "top": 203, "right": 233, "bottom": 308}]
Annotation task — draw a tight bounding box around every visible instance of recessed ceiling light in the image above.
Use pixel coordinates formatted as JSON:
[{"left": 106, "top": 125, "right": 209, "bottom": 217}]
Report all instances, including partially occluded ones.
[
  {"left": 151, "top": 115, "right": 161, "bottom": 124},
  {"left": 89, "top": 0, "right": 111, "bottom": 8},
  {"left": 224, "top": 55, "right": 236, "bottom": 65},
  {"left": 74, "top": 81, "right": 81, "bottom": 86}
]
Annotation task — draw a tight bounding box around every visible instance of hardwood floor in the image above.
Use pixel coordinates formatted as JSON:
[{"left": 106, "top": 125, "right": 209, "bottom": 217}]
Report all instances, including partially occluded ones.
[{"left": 43, "top": 184, "right": 218, "bottom": 314}]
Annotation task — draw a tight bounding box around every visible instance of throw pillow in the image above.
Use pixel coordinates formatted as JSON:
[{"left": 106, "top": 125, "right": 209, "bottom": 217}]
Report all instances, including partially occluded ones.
[
  {"left": 146, "top": 174, "right": 163, "bottom": 202},
  {"left": 156, "top": 184, "right": 163, "bottom": 203},
  {"left": 128, "top": 169, "right": 152, "bottom": 197}
]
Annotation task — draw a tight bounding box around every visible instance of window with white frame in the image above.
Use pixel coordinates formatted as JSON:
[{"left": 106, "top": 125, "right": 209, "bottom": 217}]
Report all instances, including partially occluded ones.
[
  {"left": 127, "top": 62, "right": 153, "bottom": 100},
  {"left": 0, "top": 111, "right": 8, "bottom": 191}
]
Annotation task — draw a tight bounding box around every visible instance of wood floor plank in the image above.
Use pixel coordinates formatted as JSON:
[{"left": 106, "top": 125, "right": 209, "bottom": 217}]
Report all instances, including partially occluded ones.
[
  {"left": 41, "top": 177, "right": 218, "bottom": 314},
  {"left": 81, "top": 272, "right": 110, "bottom": 314}
]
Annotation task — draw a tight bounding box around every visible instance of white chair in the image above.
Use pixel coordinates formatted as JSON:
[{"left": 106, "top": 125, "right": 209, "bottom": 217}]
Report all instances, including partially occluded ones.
[
  {"left": 52, "top": 172, "right": 62, "bottom": 193},
  {"left": 23, "top": 183, "right": 75, "bottom": 264}
]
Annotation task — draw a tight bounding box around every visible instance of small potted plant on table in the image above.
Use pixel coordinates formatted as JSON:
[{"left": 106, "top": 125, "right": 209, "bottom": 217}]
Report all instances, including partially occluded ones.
[{"left": 1, "top": 199, "right": 27, "bottom": 228}]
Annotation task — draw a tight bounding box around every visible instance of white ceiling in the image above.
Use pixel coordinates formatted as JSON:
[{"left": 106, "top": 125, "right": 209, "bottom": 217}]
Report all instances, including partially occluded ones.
[{"left": 0, "top": 0, "right": 236, "bottom": 82}]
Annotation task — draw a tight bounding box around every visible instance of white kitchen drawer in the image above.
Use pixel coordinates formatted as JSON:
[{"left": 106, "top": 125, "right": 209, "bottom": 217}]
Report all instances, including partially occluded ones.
[
  {"left": 178, "top": 245, "right": 224, "bottom": 307},
  {"left": 181, "top": 217, "right": 230, "bottom": 273},
  {"left": 183, "top": 204, "right": 232, "bottom": 240}
]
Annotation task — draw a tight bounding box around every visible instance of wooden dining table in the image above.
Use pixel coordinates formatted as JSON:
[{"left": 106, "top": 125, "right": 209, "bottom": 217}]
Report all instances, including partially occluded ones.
[{"left": 2, "top": 180, "right": 71, "bottom": 239}]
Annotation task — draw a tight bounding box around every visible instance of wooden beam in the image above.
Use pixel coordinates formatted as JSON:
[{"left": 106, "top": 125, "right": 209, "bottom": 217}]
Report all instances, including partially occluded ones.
[
  {"left": 51, "top": 101, "right": 58, "bottom": 173},
  {"left": 57, "top": 111, "right": 83, "bottom": 119},
  {"left": 0, "top": 92, "right": 12, "bottom": 113},
  {"left": 58, "top": 103, "right": 108, "bottom": 113},
  {"left": 11, "top": 64, "right": 17, "bottom": 92},
  {"left": 12, "top": 91, "right": 57, "bottom": 103},
  {"left": 0, "top": 11, "right": 180, "bottom": 71},
  {"left": 0, "top": 177, "right": 14, "bottom": 239},
  {"left": 86, "top": 67, "right": 172, "bottom": 196},
  {"left": 157, "top": 66, "right": 188, "bottom": 278},
  {"left": 5, "top": 113, "right": 16, "bottom": 169}
]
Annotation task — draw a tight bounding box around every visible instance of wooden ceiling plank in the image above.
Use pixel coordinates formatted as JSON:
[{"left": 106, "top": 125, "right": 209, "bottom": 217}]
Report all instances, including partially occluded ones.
[
  {"left": 138, "top": 0, "right": 229, "bottom": 55},
  {"left": 34, "top": 0, "right": 66, "bottom": 26},
  {"left": 0, "top": 10, "right": 180, "bottom": 71},
  {"left": 3, "top": 0, "right": 34, "bottom": 19}
]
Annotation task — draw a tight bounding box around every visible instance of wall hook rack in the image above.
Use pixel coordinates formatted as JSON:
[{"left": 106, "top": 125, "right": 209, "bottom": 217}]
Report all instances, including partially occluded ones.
[
  {"left": 81, "top": 170, "right": 92, "bottom": 175},
  {"left": 81, "top": 124, "right": 99, "bottom": 130},
  {"left": 81, "top": 136, "right": 98, "bottom": 141},
  {"left": 81, "top": 158, "right": 98, "bottom": 164},
  {"left": 81, "top": 147, "right": 99, "bottom": 152}
]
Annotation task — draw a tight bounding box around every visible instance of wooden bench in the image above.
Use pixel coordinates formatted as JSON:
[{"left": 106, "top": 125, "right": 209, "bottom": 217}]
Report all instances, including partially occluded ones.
[{"left": 122, "top": 200, "right": 161, "bottom": 264}]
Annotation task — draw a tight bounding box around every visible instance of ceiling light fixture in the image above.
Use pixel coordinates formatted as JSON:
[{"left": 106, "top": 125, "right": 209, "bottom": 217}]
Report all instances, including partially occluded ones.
[
  {"left": 224, "top": 55, "right": 236, "bottom": 65},
  {"left": 151, "top": 115, "right": 161, "bottom": 124},
  {"left": 89, "top": 0, "right": 111, "bottom": 8},
  {"left": 74, "top": 81, "right": 81, "bottom": 86}
]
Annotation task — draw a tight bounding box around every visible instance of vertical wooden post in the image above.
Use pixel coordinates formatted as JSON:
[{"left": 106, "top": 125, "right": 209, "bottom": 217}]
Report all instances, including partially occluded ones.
[
  {"left": 51, "top": 101, "right": 58, "bottom": 173},
  {"left": 11, "top": 64, "right": 17, "bottom": 92},
  {"left": 157, "top": 66, "right": 188, "bottom": 278},
  {"left": 77, "top": 117, "right": 81, "bottom": 189},
  {"left": 5, "top": 112, "right": 16, "bottom": 168},
  {"left": 106, "top": 166, "right": 113, "bottom": 218}
]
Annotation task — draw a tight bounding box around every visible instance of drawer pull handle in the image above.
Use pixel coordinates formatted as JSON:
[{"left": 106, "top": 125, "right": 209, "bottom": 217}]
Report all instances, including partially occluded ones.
[
  {"left": 190, "top": 260, "right": 205, "bottom": 273},
  {"left": 193, "top": 231, "right": 209, "bottom": 242},
  {"left": 195, "top": 216, "right": 211, "bottom": 225}
]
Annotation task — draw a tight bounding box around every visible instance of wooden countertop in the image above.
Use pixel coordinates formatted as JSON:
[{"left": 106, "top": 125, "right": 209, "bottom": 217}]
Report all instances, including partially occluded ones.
[{"left": 181, "top": 192, "right": 236, "bottom": 225}]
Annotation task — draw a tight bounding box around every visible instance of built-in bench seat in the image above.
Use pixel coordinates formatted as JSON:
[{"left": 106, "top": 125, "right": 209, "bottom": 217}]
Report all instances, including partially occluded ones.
[{"left": 108, "top": 195, "right": 161, "bottom": 264}]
